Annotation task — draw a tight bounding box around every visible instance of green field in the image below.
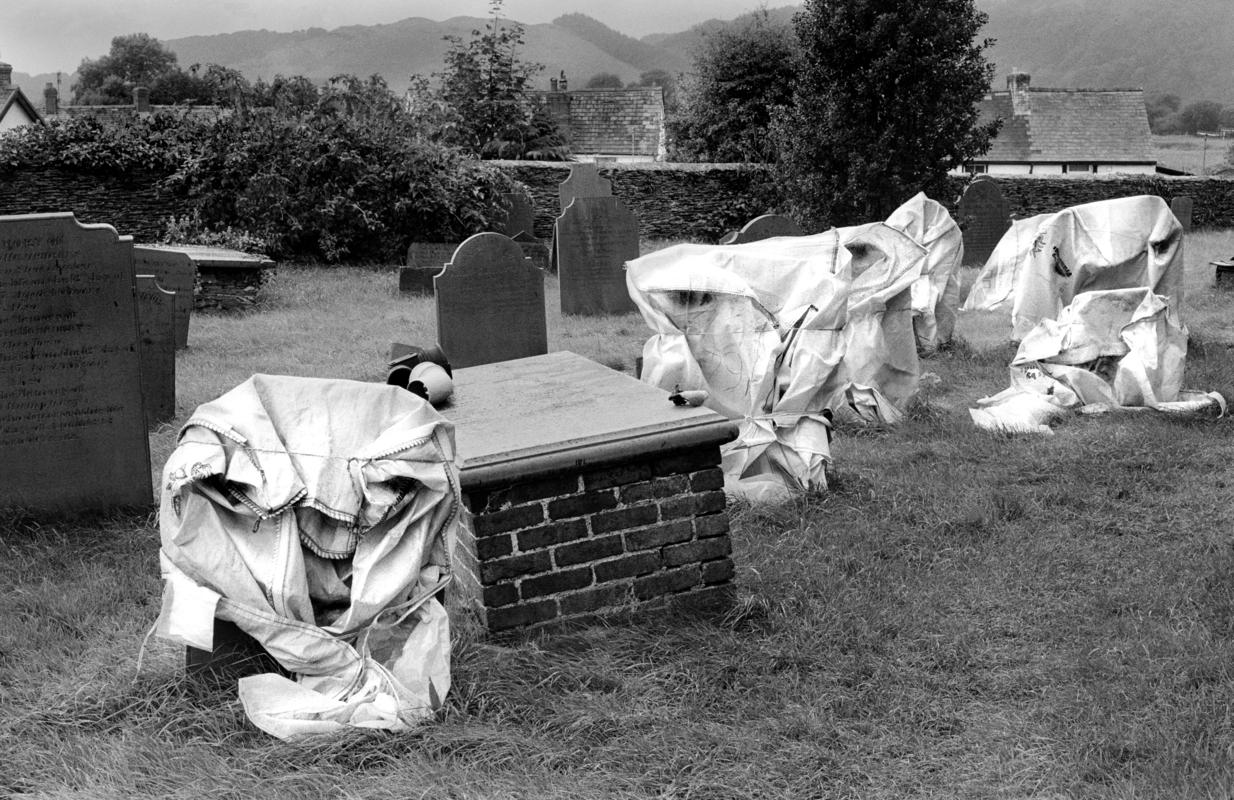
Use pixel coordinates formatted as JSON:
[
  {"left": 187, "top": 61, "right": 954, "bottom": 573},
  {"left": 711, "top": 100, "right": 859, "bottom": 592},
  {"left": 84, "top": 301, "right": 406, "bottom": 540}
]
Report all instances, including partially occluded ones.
[
  {"left": 1154, "top": 134, "right": 1234, "bottom": 175},
  {"left": 4, "top": 231, "right": 1234, "bottom": 798}
]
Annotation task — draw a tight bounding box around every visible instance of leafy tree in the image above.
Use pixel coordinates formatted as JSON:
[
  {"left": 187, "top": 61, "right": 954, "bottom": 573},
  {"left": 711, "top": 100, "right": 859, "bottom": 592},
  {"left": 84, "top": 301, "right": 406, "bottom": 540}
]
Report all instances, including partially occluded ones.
[
  {"left": 1145, "top": 92, "right": 1181, "bottom": 134},
  {"left": 773, "top": 0, "right": 999, "bottom": 226},
  {"left": 428, "top": 0, "right": 567, "bottom": 159},
  {"left": 667, "top": 10, "right": 798, "bottom": 163},
  {"left": 585, "top": 72, "right": 625, "bottom": 89},
  {"left": 74, "top": 34, "right": 180, "bottom": 103},
  {"left": 630, "top": 69, "right": 678, "bottom": 110},
  {"left": 1178, "top": 100, "right": 1227, "bottom": 135}
]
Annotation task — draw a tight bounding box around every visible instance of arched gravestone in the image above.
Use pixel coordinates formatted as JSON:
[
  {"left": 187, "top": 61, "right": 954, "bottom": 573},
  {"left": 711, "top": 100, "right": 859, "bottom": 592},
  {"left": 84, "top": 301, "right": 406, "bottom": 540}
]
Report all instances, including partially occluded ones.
[
  {"left": 0, "top": 212, "right": 151, "bottom": 511},
  {"left": 729, "top": 214, "right": 805, "bottom": 244},
  {"left": 434, "top": 233, "right": 547, "bottom": 369},
  {"left": 1170, "top": 196, "right": 1194, "bottom": 233},
  {"left": 496, "top": 191, "right": 536, "bottom": 239},
  {"left": 958, "top": 178, "right": 1011, "bottom": 266},
  {"left": 558, "top": 163, "right": 612, "bottom": 213},
  {"left": 134, "top": 245, "right": 195, "bottom": 349},
  {"left": 134, "top": 275, "right": 176, "bottom": 427},
  {"left": 555, "top": 197, "right": 639, "bottom": 316}
]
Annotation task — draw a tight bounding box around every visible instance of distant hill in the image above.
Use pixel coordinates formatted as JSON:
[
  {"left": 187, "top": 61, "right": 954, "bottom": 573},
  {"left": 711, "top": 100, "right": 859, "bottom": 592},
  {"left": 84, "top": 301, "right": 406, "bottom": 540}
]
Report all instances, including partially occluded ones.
[{"left": 13, "top": 2, "right": 1231, "bottom": 110}]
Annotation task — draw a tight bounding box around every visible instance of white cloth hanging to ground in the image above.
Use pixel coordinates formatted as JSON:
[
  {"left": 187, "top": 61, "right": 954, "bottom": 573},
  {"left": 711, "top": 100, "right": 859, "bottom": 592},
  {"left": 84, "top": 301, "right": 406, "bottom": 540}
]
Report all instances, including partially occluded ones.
[
  {"left": 155, "top": 374, "right": 461, "bottom": 739},
  {"left": 884, "top": 192, "right": 964, "bottom": 352},
  {"left": 962, "top": 195, "right": 1185, "bottom": 340},
  {"left": 971, "top": 287, "right": 1225, "bottom": 435},
  {"left": 627, "top": 215, "right": 929, "bottom": 499}
]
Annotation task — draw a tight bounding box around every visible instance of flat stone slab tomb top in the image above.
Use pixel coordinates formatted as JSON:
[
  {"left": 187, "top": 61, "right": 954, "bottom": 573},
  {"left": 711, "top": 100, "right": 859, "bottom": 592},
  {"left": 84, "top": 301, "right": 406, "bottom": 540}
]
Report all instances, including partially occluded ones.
[
  {"left": 444, "top": 351, "right": 739, "bottom": 633},
  {"left": 138, "top": 244, "right": 275, "bottom": 311}
]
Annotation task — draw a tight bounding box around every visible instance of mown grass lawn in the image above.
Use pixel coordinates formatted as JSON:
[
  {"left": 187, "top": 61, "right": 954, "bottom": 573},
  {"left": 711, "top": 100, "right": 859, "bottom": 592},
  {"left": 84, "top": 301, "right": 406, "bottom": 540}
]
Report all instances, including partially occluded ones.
[{"left": 3, "top": 232, "right": 1234, "bottom": 799}]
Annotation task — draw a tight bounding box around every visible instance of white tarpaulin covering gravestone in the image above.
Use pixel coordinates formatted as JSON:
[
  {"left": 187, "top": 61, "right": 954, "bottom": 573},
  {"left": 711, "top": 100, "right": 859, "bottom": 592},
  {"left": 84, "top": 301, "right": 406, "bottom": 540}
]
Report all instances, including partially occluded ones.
[
  {"left": 884, "top": 192, "right": 964, "bottom": 352},
  {"left": 627, "top": 225, "right": 926, "bottom": 499},
  {"left": 971, "top": 287, "right": 1224, "bottom": 435},
  {"left": 962, "top": 195, "right": 1185, "bottom": 340},
  {"left": 155, "top": 375, "right": 461, "bottom": 739}
]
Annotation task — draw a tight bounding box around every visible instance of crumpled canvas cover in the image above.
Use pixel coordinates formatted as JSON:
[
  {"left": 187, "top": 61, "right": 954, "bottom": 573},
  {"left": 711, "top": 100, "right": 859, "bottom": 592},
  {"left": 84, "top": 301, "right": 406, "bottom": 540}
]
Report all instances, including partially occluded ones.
[
  {"left": 626, "top": 226, "right": 925, "bottom": 498},
  {"left": 971, "top": 288, "right": 1223, "bottom": 434},
  {"left": 962, "top": 195, "right": 1184, "bottom": 340},
  {"left": 884, "top": 192, "right": 964, "bottom": 351},
  {"left": 155, "top": 374, "right": 461, "bottom": 739}
]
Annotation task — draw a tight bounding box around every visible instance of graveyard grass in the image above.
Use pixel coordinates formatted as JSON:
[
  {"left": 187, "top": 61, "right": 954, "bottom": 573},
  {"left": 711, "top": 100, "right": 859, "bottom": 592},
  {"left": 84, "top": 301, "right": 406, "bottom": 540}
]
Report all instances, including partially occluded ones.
[{"left": 5, "top": 232, "right": 1234, "bottom": 798}]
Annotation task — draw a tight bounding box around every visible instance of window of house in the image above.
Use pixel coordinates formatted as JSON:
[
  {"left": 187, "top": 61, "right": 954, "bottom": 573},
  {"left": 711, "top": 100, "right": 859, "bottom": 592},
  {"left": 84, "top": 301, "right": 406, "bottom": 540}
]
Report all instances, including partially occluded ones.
[{"left": 1064, "top": 163, "right": 1094, "bottom": 174}]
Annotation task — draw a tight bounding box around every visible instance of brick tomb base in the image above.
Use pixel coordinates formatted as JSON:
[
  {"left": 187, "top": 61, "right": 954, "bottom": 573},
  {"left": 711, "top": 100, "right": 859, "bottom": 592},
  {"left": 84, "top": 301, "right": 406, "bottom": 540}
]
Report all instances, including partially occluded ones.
[{"left": 451, "top": 444, "right": 734, "bottom": 632}]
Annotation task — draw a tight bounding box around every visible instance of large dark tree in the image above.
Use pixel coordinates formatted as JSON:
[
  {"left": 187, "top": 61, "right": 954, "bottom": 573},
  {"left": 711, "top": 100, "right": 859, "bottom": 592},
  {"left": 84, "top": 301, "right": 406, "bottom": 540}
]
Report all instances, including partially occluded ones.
[
  {"left": 667, "top": 11, "right": 798, "bottom": 163},
  {"left": 774, "top": 0, "right": 999, "bottom": 226},
  {"left": 74, "top": 33, "right": 218, "bottom": 105}
]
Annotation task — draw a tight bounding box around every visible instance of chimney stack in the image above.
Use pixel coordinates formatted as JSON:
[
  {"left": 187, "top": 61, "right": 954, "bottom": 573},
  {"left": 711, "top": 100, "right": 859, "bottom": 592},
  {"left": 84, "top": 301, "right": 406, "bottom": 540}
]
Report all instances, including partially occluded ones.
[
  {"left": 1007, "top": 70, "right": 1031, "bottom": 115},
  {"left": 0, "top": 62, "right": 12, "bottom": 90},
  {"left": 133, "top": 85, "right": 151, "bottom": 112},
  {"left": 44, "top": 82, "right": 58, "bottom": 115}
]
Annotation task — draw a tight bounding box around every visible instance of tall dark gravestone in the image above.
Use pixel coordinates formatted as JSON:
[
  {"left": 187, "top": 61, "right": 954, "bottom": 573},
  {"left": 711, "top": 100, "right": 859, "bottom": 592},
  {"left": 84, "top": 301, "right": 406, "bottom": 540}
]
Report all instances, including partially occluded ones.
[
  {"left": 558, "top": 163, "right": 612, "bottom": 214},
  {"left": 0, "top": 213, "right": 152, "bottom": 511},
  {"left": 555, "top": 197, "right": 639, "bottom": 316},
  {"left": 496, "top": 191, "right": 536, "bottom": 239},
  {"left": 401, "top": 242, "right": 460, "bottom": 295},
  {"left": 729, "top": 214, "right": 805, "bottom": 244},
  {"left": 958, "top": 179, "right": 1011, "bottom": 266},
  {"left": 133, "top": 245, "right": 195, "bottom": 349},
  {"left": 435, "top": 233, "right": 548, "bottom": 369},
  {"left": 1170, "top": 196, "right": 1194, "bottom": 233},
  {"left": 135, "top": 275, "right": 176, "bottom": 427}
]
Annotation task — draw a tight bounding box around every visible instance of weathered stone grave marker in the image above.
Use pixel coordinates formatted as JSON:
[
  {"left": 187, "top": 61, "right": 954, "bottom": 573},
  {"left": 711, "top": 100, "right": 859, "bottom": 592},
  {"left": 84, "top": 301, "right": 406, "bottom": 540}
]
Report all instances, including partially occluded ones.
[
  {"left": 497, "top": 191, "right": 536, "bottom": 238},
  {"left": 1170, "top": 196, "right": 1194, "bottom": 233},
  {"left": 728, "top": 214, "right": 804, "bottom": 244},
  {"left": 136, "top": 244, "right": 274, "bottom": 311},
  {"left": 435, "top": 233, "right": 547, "bottom": 369},
  {"left": 558, "top": 163, "right": 612, "bottom": 214},
  {"left": 0, "top": 213, "right": 152, "bottom": 511},
  {"left": 513, "top": 230, "right": 551, "bottom": 272},
  {"left": 133, "top": 245, "right": 194, "bottom": 349},
  {"left": 555, "top": 197, "right": 640, "bottom": 316},
  {"left": 958, "top": 178, "right": 1011, "bottom": 266},
  {"left": 134, "top": 275, "right": 177, "bottom": 427},
  {"left": 401, "top": 242, "right": 459, "bottom": 295}
]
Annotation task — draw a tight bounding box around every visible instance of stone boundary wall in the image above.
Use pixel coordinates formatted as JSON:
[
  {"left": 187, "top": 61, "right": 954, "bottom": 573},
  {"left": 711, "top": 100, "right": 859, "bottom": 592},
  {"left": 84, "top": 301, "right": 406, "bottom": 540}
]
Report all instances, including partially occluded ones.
[
  {"left": 0, "top": 168, "right": 193, "bottom": 241},
  {"left": 451, "top": 443, "right": 735, "bottom": 634},
  {"left": 2, "top": 165, "right": 1232, "bottom": 254},
  {"left": 940, "top": 174, "right": 1234, "bottom": 228}
]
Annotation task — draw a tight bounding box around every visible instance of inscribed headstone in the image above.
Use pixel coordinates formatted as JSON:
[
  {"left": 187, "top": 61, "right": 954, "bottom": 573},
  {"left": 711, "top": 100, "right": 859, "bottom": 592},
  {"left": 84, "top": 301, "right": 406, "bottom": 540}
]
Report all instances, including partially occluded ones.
[
  {"left": 0, "top": 213, "right": 151, "bottom": 511},
  {"left": 1170, "top": 196, "right": 1194, "bottom": 233},
  {"left": 729, "top": 214, "right": 804, "bottom": 244},
  {"left": 558, "top": 163, "right": 612, "bottom": 213},
  {"left": 435, "top": 233, "right": 547, "bottom": 369},
  {"left": 496, "top": 192, "right": 536, "bottom": 239},
  {"left": 958, "top": 179, "right": 1011, "bottom": 266},
  {"left": 555, "top": 197, "right": 639, "bottom": 316},
  {"left": 401, "top": 242, "right": 460, "bottom": 295},
  {"left": 133, "top": 245, "right": 195, "bottom": 349},
  {"left": 134, "top": 274, "right": 176, "bottom": 427}
]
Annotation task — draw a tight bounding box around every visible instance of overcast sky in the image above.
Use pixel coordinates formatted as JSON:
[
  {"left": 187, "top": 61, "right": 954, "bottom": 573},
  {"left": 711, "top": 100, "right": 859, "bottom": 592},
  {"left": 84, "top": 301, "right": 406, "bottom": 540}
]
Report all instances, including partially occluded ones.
[{"left": 4, "top": 0, "right": 764, "bottom": 74}]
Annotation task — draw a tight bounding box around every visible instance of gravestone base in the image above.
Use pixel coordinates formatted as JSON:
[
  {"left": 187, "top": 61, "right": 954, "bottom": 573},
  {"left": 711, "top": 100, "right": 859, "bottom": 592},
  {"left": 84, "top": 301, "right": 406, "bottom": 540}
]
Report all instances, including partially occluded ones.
[
  {"left": 399, "top": 265, "right": 439, "bottom": 294},
  {"left": 1214, "top": 260, "right": 1234, "bottom": 289},
  {"left": 451, "top": 443, "right": 736, "bottom": 634}
]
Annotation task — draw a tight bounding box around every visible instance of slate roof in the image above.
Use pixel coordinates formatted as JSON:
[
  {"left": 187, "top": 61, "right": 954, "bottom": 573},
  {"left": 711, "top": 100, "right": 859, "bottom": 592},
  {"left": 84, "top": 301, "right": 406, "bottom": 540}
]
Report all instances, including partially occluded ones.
[{"left": 976, "top": 88, "right": 1154, "bottom": 164}]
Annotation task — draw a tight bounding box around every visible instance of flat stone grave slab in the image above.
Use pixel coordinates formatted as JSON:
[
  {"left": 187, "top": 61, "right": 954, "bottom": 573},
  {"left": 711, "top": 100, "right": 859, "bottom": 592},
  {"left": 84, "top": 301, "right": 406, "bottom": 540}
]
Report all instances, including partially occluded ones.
[
  {"left": 555, "top": 197, "right": 639, "bottom": 316},
  {"left": 497, "top": 191, "right": 536, "bottom": 239},
  {"left": 135, "top": 275, "right": 177, "bottom": 427},
  {"left": 558, "top": 163, "right": 612, "bottom": 214},
  {"left": 1170, "top": 196, "right": 1194, "bottom": 232},
  {"left": 443, "top": 350, "right": 735, "bottom": 489},
  {"left": 958, "top": 178, "right": 1011, "bottom": 266},
  {"left": 435, "top": 233, "right": 547, "bottom": 369},
  {"left": 401, "top": 242, "right": 459, "bottom": 294},
  {"left": 729, "top": 214, "right": 804, "bottom": 243},
  {"left": 138, "top": 244, "right": 274, "bottom": 311},
  {"left": 0, "top": 213, "right": 152, "bottom": 511}
]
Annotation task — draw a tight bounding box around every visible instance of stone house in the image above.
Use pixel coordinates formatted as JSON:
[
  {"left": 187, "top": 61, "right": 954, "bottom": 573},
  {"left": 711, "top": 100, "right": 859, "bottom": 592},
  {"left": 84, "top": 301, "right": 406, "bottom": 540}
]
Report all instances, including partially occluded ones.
[{"left": 963, "top": 72, "right": 1156, "bottom": 176}]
